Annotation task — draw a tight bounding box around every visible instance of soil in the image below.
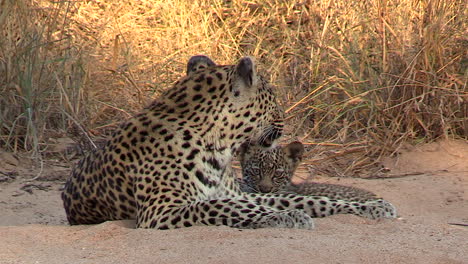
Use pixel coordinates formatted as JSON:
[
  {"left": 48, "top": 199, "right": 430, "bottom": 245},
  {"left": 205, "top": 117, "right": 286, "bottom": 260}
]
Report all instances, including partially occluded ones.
[{"left": 0, "top": 139, "right": 467, "bottom": 264}]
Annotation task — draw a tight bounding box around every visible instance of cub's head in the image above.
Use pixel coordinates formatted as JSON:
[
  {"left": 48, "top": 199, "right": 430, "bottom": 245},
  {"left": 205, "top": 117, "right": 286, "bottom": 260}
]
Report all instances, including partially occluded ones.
[
  {"left": 239, "top": 141, "right": 304, "bottom": 193},
  {"left": 184, "top": 55, "right": 284, "bottom": 151}
]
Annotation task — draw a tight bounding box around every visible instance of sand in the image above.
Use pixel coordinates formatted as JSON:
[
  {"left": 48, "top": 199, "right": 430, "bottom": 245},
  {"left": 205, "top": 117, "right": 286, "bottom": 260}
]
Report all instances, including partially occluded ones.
[{"left": 0, "top": 139, "right": 467, "bottom": 264}]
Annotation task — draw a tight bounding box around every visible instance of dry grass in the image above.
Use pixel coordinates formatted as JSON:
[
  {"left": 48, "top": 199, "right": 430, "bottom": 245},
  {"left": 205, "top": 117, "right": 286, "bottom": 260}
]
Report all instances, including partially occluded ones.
[{"left": 1, "top": 0, "right": 466, "bottom": 175}]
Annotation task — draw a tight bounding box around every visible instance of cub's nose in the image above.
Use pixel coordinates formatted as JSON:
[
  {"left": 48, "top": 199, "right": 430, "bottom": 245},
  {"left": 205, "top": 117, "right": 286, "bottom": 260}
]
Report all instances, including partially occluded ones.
[{"left": 259, "top": 184, "right": 273, "bottom": 193}]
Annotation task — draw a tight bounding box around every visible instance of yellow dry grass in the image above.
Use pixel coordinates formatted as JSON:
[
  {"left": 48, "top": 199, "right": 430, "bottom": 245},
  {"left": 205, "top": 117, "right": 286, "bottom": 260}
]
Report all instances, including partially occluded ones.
[{"left": 0, "top": 0, "right": 466, "bottom": 175}]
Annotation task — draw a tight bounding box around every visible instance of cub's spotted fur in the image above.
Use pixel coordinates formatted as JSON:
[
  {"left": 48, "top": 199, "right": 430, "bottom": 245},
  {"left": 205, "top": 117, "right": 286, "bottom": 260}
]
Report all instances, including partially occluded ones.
[{"left": 62, "top": 56, "right": 395, "bottom": 230}]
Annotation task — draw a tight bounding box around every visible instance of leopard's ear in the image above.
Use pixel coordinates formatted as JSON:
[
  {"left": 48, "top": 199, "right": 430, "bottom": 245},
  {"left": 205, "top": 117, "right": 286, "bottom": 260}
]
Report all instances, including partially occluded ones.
[
  {"left": 284, "top": 141, "right": 304, "bottom": 165},
  {"left": 186, "top": 55, "right": 216, "bottom": 75},
  {"left": 233, "top": 57, "right": 258, "bottom": 96}
]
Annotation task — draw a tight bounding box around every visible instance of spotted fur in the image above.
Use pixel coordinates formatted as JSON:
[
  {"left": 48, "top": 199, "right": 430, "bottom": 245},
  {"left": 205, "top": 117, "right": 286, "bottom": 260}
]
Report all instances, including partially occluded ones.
[{"left": 62, "top": 56, "right": 395, "bottom": 230}]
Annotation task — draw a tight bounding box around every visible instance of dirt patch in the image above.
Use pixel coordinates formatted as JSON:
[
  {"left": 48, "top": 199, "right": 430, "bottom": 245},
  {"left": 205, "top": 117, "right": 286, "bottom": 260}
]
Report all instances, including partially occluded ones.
[
  {"left": 0, "top": 139, "right": 467, "bottom": 263},
  {"left": 382, "top": 139, "right": 468, "bottom": 174}
]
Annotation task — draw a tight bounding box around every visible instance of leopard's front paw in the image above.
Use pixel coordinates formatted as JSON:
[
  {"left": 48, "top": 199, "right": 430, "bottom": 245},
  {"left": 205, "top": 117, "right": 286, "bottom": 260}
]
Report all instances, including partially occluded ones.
[
  {"left": 249, "top": 210, "right": 315, "bottom": 229},
  {"left": 360, "top": 199, "right": 397, "bottom": 219}
]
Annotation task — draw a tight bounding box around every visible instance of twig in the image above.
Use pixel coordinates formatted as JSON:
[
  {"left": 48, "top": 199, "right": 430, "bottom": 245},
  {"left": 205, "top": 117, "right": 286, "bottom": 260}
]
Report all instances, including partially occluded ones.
[
  {"left": 24, "top": 156, "right": 44, "bottom": 182},
  {"left": 61, "top": 110, "right": 97, "bottom": 150},
  {"left": 448, "top": 223, "right": 468, "bottom": 227},
  {"left": 364, "top": 171, "right": 425, "bottom": 179}
]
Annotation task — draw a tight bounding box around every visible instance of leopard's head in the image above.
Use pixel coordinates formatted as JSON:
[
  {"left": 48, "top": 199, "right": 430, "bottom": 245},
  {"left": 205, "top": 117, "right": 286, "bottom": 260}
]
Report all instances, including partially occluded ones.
[{"left": 185, "top": 56, "right": 284, "bottom": 151}]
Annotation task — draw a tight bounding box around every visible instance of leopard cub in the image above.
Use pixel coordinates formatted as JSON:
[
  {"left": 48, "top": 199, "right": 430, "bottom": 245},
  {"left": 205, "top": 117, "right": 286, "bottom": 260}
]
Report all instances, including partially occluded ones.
[{"left": 239, "top": 141, "right": 386, "bottom": 203}]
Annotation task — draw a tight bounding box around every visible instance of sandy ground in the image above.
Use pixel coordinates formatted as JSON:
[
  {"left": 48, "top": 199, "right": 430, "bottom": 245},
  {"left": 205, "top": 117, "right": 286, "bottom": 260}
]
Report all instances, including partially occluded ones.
[{"left": 0, "top": 140, "right": 467, "bottom": 264}]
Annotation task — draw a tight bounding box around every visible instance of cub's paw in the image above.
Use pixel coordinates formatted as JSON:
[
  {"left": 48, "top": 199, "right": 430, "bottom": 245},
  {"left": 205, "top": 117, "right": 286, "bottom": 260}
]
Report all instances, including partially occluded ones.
[{"left": 360, "top": 199, "right": 397, "bottom": 219}]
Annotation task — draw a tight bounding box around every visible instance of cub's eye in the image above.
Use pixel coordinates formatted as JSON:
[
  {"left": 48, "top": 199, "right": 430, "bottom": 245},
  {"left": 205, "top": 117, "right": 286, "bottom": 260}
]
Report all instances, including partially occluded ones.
[
  {"left": 273, "top": 177, "right": 284, "bottom": 184},
  {"left": 274, "top": 169, "right": 285, "bottom": 177},
  {"left": 250, "top": 168, "right": 261, "bottom": 177}
]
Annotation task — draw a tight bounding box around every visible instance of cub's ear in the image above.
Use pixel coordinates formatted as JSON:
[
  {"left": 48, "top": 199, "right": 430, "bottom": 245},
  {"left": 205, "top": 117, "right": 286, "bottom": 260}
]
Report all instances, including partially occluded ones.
[
  {"left": 233, "top": 57, "right": 257, "bottom": 96},
  {"left": 186, "top": 55, "right": 216, "bottom": 75},
  {"left": 284, "top": 141, "right": 304, "bottom": 164},
  {"left": 238, "top": 141, "right": 252, "bottom": 164}
]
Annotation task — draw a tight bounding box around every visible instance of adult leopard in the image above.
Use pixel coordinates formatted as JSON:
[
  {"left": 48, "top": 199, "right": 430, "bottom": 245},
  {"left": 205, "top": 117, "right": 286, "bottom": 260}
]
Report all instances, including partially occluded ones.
[
  {"left": 238, "top": 141, "right": 384, "bottom": 203},
  {"left": 62, "top": 56, "right": 396, "bottom": 229}
]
